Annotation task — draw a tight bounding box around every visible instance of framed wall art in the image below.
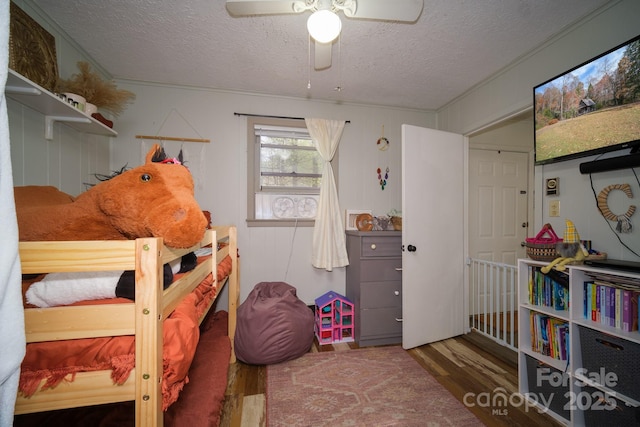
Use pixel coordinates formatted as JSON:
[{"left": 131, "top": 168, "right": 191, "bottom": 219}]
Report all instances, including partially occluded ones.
[
  {"left": 345, "top": 209, "right": 372, "bottom": 231},
  {"left": 9, "top": 2, "right": 58, "bottom": 92}
]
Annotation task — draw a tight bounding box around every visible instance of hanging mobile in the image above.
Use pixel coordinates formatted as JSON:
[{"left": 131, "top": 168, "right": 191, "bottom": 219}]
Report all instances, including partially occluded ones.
[
  {"left": 375, "top": 166, "right": 389, "bottom": 190},
  {"left": 376, "top": 125, "right": 390, "bottom": 190}
]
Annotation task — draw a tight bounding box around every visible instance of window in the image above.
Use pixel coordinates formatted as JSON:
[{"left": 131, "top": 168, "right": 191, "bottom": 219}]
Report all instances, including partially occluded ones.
[{"left": 247, "top": 117, "right": 337, "bottom": 226}]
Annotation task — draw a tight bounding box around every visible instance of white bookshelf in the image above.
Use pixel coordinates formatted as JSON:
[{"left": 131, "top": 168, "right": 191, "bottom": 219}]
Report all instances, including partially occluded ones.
[{"left": 518, "top": 259, "right": 640, "bottom": 426}]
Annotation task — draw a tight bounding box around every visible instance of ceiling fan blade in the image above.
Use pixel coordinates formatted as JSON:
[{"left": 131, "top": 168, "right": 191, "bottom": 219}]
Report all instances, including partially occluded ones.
[
  {"left": 344, "top": 0, "right": 423, "bottom": 22},
  {"left": 314, "top": 41, "right": 332, "bottom": 70},
  {"left": 226, "top": 0, "right": 298, "bottom": 16}
]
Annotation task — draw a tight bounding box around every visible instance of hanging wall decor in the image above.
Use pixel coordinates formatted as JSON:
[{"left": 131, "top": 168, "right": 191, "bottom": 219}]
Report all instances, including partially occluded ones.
[
  {"left": 597, "top": 183, "right": 636, "bottom": 233},
  {"left": 376, "top": 167, "right": 389, "bottom": 190},
  {"left": 9, "top": 2, "right": 58, "bottom": 92},
  {"left": 376, "top": 125, "right": 389, "bottom": 190}
]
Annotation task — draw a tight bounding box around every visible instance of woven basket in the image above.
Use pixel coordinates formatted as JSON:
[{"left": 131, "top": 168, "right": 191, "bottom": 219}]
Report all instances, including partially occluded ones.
[
  {"left": 390, "top": 216, "right": 402, "bottom": 231},
  {"left": 525, "top": 223, "right": 562, "bottom": 262}
]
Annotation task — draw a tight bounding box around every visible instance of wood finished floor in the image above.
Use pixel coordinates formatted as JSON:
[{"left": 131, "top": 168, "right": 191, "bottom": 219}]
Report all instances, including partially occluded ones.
[{"left": 219, "top": 333, "right": 562, "bottom": 427}]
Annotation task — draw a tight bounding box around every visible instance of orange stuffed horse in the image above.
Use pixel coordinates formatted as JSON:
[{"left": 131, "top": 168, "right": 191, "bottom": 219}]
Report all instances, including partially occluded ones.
[{"left": 15, "top": 144, "right": 207, "bottom": 248}]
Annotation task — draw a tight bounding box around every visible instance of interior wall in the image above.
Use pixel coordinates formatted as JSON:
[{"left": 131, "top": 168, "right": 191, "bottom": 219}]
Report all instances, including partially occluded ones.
[
  {"left": 109, "top": 81, "right": 434, "bottom": 304},
  {"left": 468, "top": 111, "right": 533, "bottom": 152},
  {"left": 9, "top": 0, "right": 111, "bottom": 194},
  {"left": 438, "top": 0, "right": 640, "bottom": 261},
  {"left": 437, "top": 0, "right": 639, "bottom": 136}
]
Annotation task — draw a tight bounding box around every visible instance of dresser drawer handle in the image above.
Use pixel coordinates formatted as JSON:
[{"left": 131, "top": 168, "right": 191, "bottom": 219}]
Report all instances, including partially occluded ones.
[
  {"left": 395, "top": 267, "right": 402, "bottom": 271},
  {"left": 370, "top": 243, "right": 376, "bottom": 250},
  {"left": 394, "top": 291, "right": 400, "bottom": 296},
  {"left": 395, "top": 318, "right": 403, "bottom": 322}
]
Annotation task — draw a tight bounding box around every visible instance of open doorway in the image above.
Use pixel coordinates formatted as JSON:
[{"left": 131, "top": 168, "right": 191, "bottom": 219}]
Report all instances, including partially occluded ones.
[{"left": 466, "top": 110, "right": 533, "bottom": 350}]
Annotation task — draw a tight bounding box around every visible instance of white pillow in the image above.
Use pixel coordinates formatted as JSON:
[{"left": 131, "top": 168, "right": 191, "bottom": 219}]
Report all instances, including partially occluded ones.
[{"left": 26, "top": 270, "right": 123, "bottom": 308}]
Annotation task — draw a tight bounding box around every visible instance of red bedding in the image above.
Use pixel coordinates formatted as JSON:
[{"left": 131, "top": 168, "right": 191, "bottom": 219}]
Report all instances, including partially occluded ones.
[
  {"left": 14, "top": 310, "right": 231, "bottom": 427},
  {"left": 19, "top": 254, "right": 233, "bottom": 410}
]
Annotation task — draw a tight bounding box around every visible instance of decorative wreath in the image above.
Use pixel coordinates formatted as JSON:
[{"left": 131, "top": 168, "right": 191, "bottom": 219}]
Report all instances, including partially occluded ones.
[{"left": 597, "top": 183, "right": 636, "bottom": 233}]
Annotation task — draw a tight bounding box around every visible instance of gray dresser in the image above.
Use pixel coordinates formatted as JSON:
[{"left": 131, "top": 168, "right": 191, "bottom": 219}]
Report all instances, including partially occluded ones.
[{"left": 345, "top": 230, "right": 402, "bottom": 347}]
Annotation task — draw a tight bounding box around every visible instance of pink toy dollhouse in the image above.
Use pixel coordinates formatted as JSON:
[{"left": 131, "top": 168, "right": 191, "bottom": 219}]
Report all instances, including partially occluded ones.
[{"left": 314, "top": 291, "right": 354, "bottom": 345}]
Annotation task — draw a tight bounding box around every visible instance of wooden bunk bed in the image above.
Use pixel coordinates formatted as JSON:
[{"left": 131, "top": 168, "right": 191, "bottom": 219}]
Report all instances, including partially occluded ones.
[{"left": 14, "top": 225, "right": 239, "bottom": 427}]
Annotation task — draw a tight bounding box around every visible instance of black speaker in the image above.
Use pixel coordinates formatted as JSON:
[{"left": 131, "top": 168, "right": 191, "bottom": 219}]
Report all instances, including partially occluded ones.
[{"left": 579, "top": 153, "right": 640, "bottom": 174}]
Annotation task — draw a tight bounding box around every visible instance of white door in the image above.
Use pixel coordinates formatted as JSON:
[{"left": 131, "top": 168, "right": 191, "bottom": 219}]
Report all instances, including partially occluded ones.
[
  {"left": 468, "top": 149, "right": 529, "bottom": 264},
  {"left": 401, "top": 124, "right": 468, "bottom": 349}
]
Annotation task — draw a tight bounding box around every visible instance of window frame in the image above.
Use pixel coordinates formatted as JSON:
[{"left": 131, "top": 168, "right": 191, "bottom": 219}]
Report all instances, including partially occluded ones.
[{"left": 246, "top": 116, "right": 338, "bottom": 227}]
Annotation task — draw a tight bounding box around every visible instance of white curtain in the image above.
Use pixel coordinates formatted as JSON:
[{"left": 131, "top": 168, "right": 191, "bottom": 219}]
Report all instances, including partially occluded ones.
[
  {"left": 0, "top": 0, "right": 26, "bottom": 424},
  {"left": 305, "top": 118, "right": 349, "bottom": 271}
]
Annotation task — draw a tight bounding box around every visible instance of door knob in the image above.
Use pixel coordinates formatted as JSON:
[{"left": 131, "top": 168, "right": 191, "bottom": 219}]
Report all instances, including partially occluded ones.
[{"left": 407, "top": 244, "right": 416, "bottom": 252}]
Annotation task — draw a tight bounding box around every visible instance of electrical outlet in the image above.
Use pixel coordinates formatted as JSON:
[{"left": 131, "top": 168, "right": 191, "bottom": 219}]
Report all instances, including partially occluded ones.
[{"left": 549, "top": 200, "right": 560, "bottom": 217}]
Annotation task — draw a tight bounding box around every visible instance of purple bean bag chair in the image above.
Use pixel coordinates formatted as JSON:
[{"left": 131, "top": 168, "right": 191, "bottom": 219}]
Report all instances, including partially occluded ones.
[{"left": 235, "top": 282, "right": 314, "bottom": 365}]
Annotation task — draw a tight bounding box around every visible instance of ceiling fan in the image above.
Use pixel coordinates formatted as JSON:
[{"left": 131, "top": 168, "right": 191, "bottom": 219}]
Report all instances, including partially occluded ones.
[{"left": 226, "top": 0, "right": 424, "bottom": 70}]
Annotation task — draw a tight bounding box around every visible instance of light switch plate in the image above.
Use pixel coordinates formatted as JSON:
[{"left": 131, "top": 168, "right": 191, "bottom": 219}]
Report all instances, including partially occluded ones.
[{"left": 549, "top": 200, "right": 560, "bottom": 217}]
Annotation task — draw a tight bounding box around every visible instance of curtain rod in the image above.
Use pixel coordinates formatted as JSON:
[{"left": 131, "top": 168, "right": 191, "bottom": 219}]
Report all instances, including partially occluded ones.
[{"left": 234, "top": 112, "right": 350, "bottom": 123}]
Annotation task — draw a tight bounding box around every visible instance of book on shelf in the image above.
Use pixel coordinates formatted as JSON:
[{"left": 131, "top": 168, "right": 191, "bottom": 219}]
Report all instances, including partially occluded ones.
[
  {"left": 596, "top": 284, "right": 601, "bottom": 323},
  {"left": 529, "top": 267, "right": 569, "bottom": 310},
  {"left": 529, "top": 312, "right": 569, "bottom": 360},
  {"left": 583, "top": 280, "right": 639, "bottom": 333},
  {"left": 606, "top": 286, "right": 616, "bottom": 327},
  {"left": 615, "top": 288, "right": 622, "bottom": 329}
]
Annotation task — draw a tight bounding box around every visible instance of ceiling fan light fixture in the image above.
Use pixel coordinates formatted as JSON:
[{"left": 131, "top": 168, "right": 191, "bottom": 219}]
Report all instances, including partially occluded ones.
[{"left": 307, "top": 9, "right": 342, "bottom": 44}]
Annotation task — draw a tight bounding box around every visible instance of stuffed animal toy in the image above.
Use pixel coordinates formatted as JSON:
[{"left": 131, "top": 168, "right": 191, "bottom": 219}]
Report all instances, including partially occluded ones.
[
  {"left": 541, "top": 219, "right": 589, "bottom": 273},
  {"left": 15, "top": 144, "right": 207, "bottom": 249}
]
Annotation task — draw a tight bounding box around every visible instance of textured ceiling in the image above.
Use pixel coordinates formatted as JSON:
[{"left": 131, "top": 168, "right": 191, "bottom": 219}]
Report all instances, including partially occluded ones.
[{"left": 33, "top": 0, "right": 612, "bottom": 111}]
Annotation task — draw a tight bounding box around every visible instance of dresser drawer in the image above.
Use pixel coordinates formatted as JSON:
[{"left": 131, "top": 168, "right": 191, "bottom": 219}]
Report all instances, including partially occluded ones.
[
  {"left": 361, "top": 235, "right": 402, "bottom": 257},
  {"left": 360, "top": 307, "right": 403, "bottom": 337},
  {"left": 360, "top": 258, "right": 402, "bottom": 282},
  {"left": 361, "top": 281, "right": 402, "bottom": 309}
]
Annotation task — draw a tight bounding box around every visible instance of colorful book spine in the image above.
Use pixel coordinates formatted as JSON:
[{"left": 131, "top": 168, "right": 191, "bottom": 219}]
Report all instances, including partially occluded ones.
[
  {"left": 607, "top": 287, "right": 616, "bottom": 327},
  {"left": 631, "top": 292, "right": 639, "bottom": 332},
  {"left": 591, "top": 283, "right": 597, "bottom": 322},
  {"left": 623, "top": 290, "right": 631, "bottom": 332},
  {"left": 586, "top": 282, "right": 592, "bottom": 319},
  {"left": 595, "top": 285, "right": 601, "bottom": 323},
  {"left": 583, "top": 282, "right": 588, "bottom": 319},
  {"left": 601, "top": 285, "right": 607, "bottom": 325},
  {"left": 615, "top": 288, "right": 622, "bottom": 329},
  {"left": 528, "top": 266, "right": 533, "bottom": 305}
]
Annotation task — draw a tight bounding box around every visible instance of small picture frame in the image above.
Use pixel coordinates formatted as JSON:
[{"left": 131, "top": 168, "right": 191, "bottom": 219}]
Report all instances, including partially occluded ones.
[{"left": 345, "top": 209, "right": 372, "bottom": 230}]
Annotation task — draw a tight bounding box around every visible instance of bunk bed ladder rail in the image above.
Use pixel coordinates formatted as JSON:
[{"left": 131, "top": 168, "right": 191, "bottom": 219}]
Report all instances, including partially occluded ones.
[{"left": 135, "top": 236, "right": 164, "bottom": 427}]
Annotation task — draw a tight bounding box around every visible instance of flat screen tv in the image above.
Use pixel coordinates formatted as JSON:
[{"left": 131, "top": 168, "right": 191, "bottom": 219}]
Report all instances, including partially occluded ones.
[{"left": 534, "top": 34, "right": 640, "bottom": 165}]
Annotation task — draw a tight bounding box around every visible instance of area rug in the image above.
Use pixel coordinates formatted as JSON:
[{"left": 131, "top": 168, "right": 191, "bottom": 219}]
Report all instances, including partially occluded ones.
[{"left": 266, "top": 345, "right": 482, "bottom": 426}]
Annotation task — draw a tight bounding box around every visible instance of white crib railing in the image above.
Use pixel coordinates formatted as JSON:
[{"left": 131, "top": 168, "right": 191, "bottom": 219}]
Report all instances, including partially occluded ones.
[{"left": 467, "top": 258, "right": 518, "bottom": 350}]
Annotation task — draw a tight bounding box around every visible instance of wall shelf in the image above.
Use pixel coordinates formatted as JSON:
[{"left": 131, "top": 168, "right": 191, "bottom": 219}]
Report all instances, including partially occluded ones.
[{"left": 5, "top": 69, "right": 117, "bottom": 140}]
